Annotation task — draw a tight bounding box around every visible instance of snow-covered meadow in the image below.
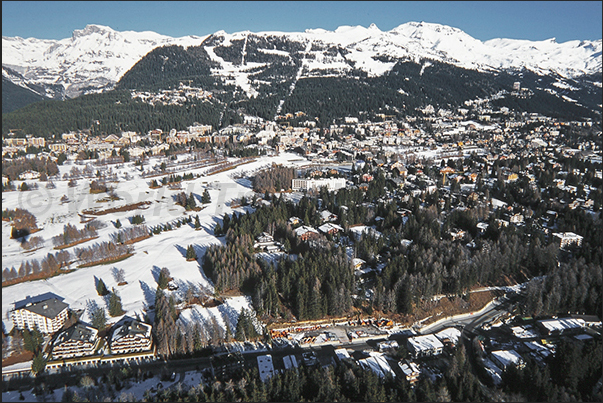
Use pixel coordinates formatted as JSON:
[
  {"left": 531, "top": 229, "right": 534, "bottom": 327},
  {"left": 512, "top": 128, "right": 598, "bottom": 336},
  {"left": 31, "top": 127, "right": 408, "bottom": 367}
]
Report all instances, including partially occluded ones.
[{"left": 2, "top": 152, "right": 307, "bottom": 337}]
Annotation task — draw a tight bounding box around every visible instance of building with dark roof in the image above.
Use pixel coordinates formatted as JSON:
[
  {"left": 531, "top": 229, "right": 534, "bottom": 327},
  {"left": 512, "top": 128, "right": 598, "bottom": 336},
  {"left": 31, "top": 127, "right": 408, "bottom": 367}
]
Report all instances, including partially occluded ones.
[
  {"left": 51, "top": 323, "right": 99, "bottom": 359},
  {"left": 110, "top": 318, "right": 152, "bottom": 354},
  {"left": 11, "top": 297, "right": 69, "bottom": 334}
]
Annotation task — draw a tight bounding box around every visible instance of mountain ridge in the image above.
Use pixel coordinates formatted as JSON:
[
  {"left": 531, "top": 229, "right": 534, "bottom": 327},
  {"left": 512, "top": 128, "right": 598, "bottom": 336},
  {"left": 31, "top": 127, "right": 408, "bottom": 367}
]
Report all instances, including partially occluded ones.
[{"left": 2, "top": 23, "right": 601, "bottom": 116}]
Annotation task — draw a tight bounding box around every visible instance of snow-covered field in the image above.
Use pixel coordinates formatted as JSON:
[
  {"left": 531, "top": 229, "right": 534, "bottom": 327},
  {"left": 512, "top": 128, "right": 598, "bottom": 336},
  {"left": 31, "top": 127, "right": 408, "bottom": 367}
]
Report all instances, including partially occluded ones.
[
  {"left": 2, "top": 370, "right": 205, "bottom": 402},
  {"left": 2, "top": 152, "right": 308, "bottom": 336}
]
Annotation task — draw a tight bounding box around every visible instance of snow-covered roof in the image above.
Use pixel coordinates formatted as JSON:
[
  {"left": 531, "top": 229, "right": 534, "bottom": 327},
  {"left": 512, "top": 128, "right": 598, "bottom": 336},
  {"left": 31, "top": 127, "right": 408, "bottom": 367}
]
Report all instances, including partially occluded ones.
[
  {"left": 318, "top": 222, "right": 343, "bottom": 233},
  {"left": 537, "top": 317, "right": 584, "bottom": 333},
  {"left": 407, "top": 334, "right": 444, "bottom": 352},
  {"left": 357, "top": 352, "right": 396, "bottom": 378},
  {"left": 294, "top": 225, "right": 319, "bottom": 237},
  {"left": 481, "top": 358, "right": 503, "bottom": 385},
  {"left": 283, "top": 354, "right": 298, "bottom": 370},
  {"left": 334, "top": 348, "right": 351, "bottom": 361},
  {"left": 510, "top": 325, "right": 540, "bottom": 339},
  {"left": 257, "top": 354, "right": 275, "bottom": 382},
  {"left": 399, "top": 361, "right": 420, "bottom": 377},
  {"left": 490, "top": 349, "right": 523, "bottom": 369},
  {"left": 434, "top": 327, "right": 461, "bottom": 344}
]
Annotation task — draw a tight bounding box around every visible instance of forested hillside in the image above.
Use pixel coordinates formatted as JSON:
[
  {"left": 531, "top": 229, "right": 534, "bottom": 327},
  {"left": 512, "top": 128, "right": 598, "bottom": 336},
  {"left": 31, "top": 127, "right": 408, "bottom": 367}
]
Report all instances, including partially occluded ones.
[
  {"left": 4, "top": 34, "right": 600, "bottom": 137},
  {"left": 2, "top": 89, "right": 224, "bottom": 137},
  {"left": 2, "top": 77, "right": 46, "bottom": 114}
]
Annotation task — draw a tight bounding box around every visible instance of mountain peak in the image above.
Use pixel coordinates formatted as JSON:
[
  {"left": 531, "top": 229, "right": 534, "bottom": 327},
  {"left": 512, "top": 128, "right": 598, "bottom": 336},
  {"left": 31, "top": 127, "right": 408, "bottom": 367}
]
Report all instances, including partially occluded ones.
[{"left": 72, "top": 24, "right": 116, "bottom": 39}]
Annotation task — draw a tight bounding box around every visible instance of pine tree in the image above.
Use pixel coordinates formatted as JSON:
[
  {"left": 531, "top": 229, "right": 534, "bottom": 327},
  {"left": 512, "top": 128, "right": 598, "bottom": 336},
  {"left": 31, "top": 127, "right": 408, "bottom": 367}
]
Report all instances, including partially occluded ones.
[
  {"left": 91, "top": 307, "right": 107, "bottom": 330},
  {"left": 194, "top": 215, "right": 201, "bottom": 230},
  {"left": 157, "top": 267, "right": 171, "bottom": 289},
  {"left": 186, "top": 245, "right": 197, "bottom": 261},
  {"left": 186, "top": 192, "right": 197, "bottom": 210},
  {"left": 108, "top": 289, "right": 125, "bottom": 317},
  {"left": 96, "top": 278, "right": 109, "bottom": 296},
  {"left": 31, "top": 352, "right": 46, "bottom": 375},
  {"left": 202, "top": 189, "right": 211, "bottom": 204}
]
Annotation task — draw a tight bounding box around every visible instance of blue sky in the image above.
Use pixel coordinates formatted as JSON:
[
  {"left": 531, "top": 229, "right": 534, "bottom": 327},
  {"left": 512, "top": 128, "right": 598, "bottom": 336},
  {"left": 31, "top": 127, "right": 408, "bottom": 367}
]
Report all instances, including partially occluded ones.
[{"left": 2, "top": 1, "right": 601, "bottom": 42}]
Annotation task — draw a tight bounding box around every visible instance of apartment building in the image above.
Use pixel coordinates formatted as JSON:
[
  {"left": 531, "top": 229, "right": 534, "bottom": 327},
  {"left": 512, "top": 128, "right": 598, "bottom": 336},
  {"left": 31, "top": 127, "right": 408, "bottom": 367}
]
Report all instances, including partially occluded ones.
[
  {"left": 110, "top": 319, "right": 152, "bottom": 355},
  {"left": 51, "top": 323, "right": 99, "bottom": 359},
  {"left": 11, "top": 297, "right": 69, "bottom": 334}
]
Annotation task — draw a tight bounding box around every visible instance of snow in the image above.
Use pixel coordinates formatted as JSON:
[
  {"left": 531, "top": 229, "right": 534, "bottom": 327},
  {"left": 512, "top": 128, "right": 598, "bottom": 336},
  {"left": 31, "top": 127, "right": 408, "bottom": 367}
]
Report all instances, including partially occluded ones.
[
  {"left": 2, "top": 371, "right": 205, "bottom": 402},
  {"left": 2, "top": 24, "right": 207, "bottom": 97},
  {"left": 2, "top": 152, "right": 308, "bottom": 336},
  {"left": 490, "top": 349, "right": 523, "bottom": 369},
  {"left": 5, "top": 22, "right": 599, "bottom": 100},
  {"left": 357, "top": 352, "right": 396, "bottom": 378}
]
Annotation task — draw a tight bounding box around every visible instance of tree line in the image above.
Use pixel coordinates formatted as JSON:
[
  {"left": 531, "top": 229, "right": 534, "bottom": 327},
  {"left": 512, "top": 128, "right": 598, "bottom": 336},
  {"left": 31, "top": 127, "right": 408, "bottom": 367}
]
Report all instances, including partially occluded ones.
[{"left": 1, "top": 155, "right": 59, "bottom": 181}]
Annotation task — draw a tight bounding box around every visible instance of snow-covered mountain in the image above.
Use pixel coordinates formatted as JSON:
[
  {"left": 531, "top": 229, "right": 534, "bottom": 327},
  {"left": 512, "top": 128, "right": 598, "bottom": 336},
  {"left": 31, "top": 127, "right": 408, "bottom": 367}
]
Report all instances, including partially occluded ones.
[
  {"left": 2, "top": 24, "right": 206, "bottom": 99},
  {"left": 2, "top": 22, "right": 601, "bottom": 103}
]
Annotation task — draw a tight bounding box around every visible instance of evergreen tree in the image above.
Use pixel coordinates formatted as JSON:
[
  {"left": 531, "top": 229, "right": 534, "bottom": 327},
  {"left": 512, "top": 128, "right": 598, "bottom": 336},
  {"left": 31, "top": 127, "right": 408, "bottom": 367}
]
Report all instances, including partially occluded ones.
[
  {"left": 186, "top": 192, "right": 197, "bottom": 210},
  {"left": 96, "top": 278, "right": 109, "bottom": 296},
  {"left": 108, "top": 289, "right": 125, "bottom": 317},
  {"left": 23, "top": 327, "right": 44, "bottom": 354},
  {"left": 202, "top": 189, "right": 211, "bottom": 204},
  {"left": 186, "top": 245, "right": 197, "bottom": 261},
  {"left": 91, "top": 307, "right": 107, "bottom": 331},
  {"left": 31, "top": 352, "right": 46, "bottom": 375},
  {"left": 157, "top": 267, "right": 171, "bottom": 289}
]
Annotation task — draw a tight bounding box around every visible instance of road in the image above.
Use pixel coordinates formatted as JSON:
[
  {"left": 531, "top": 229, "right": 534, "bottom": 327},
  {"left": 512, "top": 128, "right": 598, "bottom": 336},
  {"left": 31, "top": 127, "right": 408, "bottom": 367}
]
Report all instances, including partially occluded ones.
[
  {"left": 4, "top": 293, "right": 522, "bottom": 393},
  {"left": 418, "top": 293, "right": 519, "bottom": 336}
]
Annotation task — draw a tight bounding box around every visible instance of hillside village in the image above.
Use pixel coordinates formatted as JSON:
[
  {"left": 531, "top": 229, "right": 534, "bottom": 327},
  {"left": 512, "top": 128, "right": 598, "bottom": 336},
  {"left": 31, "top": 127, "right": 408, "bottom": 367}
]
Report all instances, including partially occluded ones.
[{"left": 2, "top": 84, "right": 602, "bottom": 401}]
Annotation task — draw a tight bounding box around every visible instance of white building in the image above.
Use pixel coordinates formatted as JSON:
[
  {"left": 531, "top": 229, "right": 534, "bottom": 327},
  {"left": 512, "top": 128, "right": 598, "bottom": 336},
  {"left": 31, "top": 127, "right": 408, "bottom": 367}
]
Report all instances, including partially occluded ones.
[
  {"left": 536, "top": 317, "right": 585, "bottom": 335},
  {"left": 291, "top": 178, "right": 346, "bottom": 192},
  {"left": 11, "top": 297, "right": 69, "bottom": 334},
  {"left": 552, "top": 232, "right": 583, "bottom": 249},
  {"left": 490, "top": 349, "right": 524, "bottom": 369},
  {"left": 406, "top": 334, "right": 444, "bottom": 358}
]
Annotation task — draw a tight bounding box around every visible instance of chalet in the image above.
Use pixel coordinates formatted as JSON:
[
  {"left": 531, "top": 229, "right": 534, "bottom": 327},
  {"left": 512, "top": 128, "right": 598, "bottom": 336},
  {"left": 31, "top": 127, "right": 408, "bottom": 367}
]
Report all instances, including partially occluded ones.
[
  {"left": 51, "top": 323, "right": 99, "bottom": 360},
  {"left": 318, "top": 222, "right": 343, "bottom": 235},
  {"left": 148, "top": 129, "right": 163, "bottom": 143},
  {"left": 110, "top": 318, "right": 152, "bottom": 354},
  {"left": 320, "top": 210, "right": 338, "bottom": 223},
  {"left": 288, "top": 216, "right": 301, "bottom": 226},
  {"left": 449, "top": 229, "right": 466, "bottom": 241},
  {"left": 294, "top": 226, "right": 320, "bottom": 241},
  {"left": 11, "top": 297, "right": 69, "bottom": 334},
  {"left": 103, "top": 134, "right": 120, "bottom": 143}
]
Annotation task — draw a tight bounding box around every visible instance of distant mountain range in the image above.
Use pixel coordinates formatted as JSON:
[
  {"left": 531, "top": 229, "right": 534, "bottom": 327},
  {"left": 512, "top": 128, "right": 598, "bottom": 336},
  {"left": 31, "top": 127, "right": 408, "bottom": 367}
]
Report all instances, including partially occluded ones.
[{"left": 2, "top": 23, "right": 601, "bottom": 119}]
